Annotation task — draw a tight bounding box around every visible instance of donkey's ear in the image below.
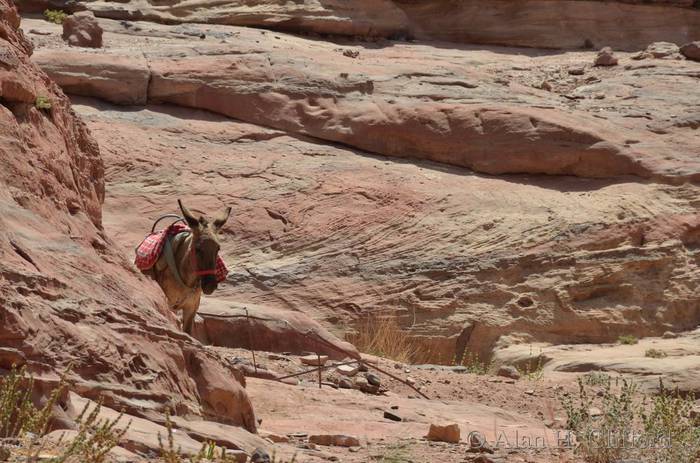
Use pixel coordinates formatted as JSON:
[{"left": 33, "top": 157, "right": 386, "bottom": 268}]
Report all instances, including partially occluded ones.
[
  {"left": 178, "top": 199, "right": 200, "bottom": 229},
  {"left": 213, "top": 206, "right": 232, "bottom": 230}
]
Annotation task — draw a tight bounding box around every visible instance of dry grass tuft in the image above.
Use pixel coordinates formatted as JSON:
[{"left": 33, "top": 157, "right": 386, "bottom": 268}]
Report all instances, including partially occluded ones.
[{"left": 347, "top": 315, "right": 426, "bottom": 364}]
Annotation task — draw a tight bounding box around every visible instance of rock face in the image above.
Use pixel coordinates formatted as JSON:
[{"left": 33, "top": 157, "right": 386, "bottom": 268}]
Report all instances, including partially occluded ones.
[
  {"left": 62, "top": 11, "right": 103, "bottom": 48},
  {"left": 495, "top": 328, "right": 700, "bottom": 396},
  {"left": 19, "top": 14, "right": 700, "bottom": 365},
  {"left": 33, "top": 50, "right": 149, "bottom": 104},
  {"left": 0, "top": 0, "right": 256, "bottom": 441},
  {"left": 15, "top": 0, "right": 700, "bottom": 51},
  {"left": 195, "top": 301, "right": 360, "bottom": 360},
  {"left": 25, "top": 18, "right": 700, "bottom": 183}
]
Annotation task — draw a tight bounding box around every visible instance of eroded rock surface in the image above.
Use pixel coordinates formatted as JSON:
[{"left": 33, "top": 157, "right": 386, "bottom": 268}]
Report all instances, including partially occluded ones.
[
  {"left": 15, "top": 0, "right": 700, "bottom": 50},
  {"left": 14, "top": 0, "right": 700, "bottom": 385},
  {"left": 60, "top": 95, "right": 700, "bottom": 365},
  {"left": 0, "top": 0, "right": 258, "bottom": 447},
  {"left": 24, "top": 17, "right": 700, "bottom": 183}
]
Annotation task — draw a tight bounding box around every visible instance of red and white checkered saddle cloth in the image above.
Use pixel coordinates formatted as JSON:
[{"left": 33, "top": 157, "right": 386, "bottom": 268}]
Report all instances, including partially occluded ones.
[{"left": 134, "top": 223, "right": 228, "bottom": 283}]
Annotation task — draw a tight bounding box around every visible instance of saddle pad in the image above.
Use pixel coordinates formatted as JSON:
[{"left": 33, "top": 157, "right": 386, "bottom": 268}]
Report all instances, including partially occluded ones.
[{"left": 135, "top": 223, "right": 228, "bottom": 283}]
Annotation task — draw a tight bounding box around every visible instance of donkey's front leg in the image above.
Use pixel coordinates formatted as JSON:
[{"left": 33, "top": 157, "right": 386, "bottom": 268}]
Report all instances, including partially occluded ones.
[{"left": 182, "top": 306, "right": 197, "bottom": 335}]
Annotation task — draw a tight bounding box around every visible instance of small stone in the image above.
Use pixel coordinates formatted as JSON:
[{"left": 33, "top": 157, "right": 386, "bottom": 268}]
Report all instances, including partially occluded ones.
[
  {"left": 354, "top": 376, "right": 368, "bottom": 388},
  {"left": 680, "top": 41, "right": 700, "bottom": 61},
  {"left": 426, "top": 423, "right": 460, "bottom": 443},
  {"left": 662, "top": 331, "right": 678, "bottom": 339},
  {"left": 524, "top": 389, "right": 535, "bottom": 395},
  {"left": 366, "top": 373, "right": 381, "bottom": 387},
  {"left": 468, "top": 431, "right": 495, "bottom": 453},
  {"left": 568, "top": 67, "right": 585, "bottom": 76},
  {"left": 383, "top": 411, "right": 402, "bottom": 422},
  {"left": 309, "top": 434, "right": 360, "bottom": 447},
  {"left": 589, "top": 407, "right": 603, "bottom": 417},
  {"left": 300, "top": 354, "right": 328, "bottom": 366},
  {"left": 250, "top": 448, "right": 270, "bottom": 463},
  {"left": 338, "top": 378, "right": 353, "bottom": 389},
  {"left": 497, "top": 365, "right": 521, "bottom": 380},
  {"left": 354, "top": 376, "right": 378, "bottom": 393},
  {"left": 336, "top": 364, "right": 359, "bottom": 376},
  {"left": 594, "top": 47, "right": 618, "bottom": 66}
]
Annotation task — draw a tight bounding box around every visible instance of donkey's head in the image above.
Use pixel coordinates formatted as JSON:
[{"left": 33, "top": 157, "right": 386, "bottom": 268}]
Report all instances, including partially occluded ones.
[{"left": 178, "top": 199, "right": 231, "bottom": 295}]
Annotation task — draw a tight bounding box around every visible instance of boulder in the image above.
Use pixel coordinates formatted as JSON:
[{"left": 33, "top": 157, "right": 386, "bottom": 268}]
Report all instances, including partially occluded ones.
[
  {"left": 644, "top": 41, "right": 683, "bottom": 59},
  {"left": 680, "top": 41, "right": 700, "bottom": 61},
  {"left": 32, "top": 50, "right": 150, "bottom": 105},
  {"left": 426, "top": 423, "right": 461, "bottom": 443},
  {"left": 62, "top": 11, "right": 103, "bottom": 48},
  {"left": 594, "top": 47, "right": 618, "bottom": 66},
  {"left": 497, "top": 365, "right": 521, "bottom": 380},
  {"left": 196, "top": 302, "right": 360, "bottom": 360}
]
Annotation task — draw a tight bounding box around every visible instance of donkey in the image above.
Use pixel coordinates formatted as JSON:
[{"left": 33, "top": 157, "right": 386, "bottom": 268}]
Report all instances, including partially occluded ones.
[{"left": 151, "top": 200, "right": 231, "bottom": 334}]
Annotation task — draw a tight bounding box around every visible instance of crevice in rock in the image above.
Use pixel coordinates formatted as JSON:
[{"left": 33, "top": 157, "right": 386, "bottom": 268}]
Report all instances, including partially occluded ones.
[{"left": 10, "top": 239, "right": 40, "bottom": 271}]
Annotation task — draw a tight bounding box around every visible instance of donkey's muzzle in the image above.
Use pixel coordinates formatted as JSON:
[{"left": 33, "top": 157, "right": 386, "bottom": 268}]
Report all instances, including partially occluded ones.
[{"left": 201, "top": 275, "right": 218, "bottom": 295}]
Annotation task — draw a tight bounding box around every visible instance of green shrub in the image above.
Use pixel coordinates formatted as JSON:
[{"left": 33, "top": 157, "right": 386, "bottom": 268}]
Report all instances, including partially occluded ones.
[
  {"left": 645, "top": 348, "right": 667, "bottom": 359},
  {"left": 44, "top": 9, "right": 68, "bottom": 24},
  {"left": 617, "top": 335, "right": 638, "bottom": 345},
  {"left": 455, "top": 351, "right": 493, "bottom": 375},
  {"left": 35, "top": 96, "right": 52, "bottom": 110},
  {"left": 582, "top": 371, "right": 611, "bottom": 386}
]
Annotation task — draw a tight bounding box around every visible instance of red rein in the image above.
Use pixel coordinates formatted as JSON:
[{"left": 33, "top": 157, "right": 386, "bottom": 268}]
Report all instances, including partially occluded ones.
[{"left": 190, "top": 246, "right": 217, "bottom": 277}]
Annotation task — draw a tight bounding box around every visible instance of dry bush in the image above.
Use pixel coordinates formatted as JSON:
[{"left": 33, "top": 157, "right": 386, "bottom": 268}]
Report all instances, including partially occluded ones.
[
  {"left": 0, "top": 366, "right": 129, "bottom": 463},
  {"left": 347, "top": 315, "right": 427, "bottom": 364},
  {"left": 560, "top": 376, "right": 700, "bottom": 463}
]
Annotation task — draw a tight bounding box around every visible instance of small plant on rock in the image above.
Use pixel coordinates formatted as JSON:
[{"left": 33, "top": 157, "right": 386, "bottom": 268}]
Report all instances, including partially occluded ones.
[
  {"left": 456, "top": 351, "right": 493, "bottom": 375},
  {"left": 53, "top": 400, "right": 130, "bottom": 463},
  {"left": 645, "top": 348, "right": 667, "bottom": 359},
  {"left": 617, "top": 335, "right": 638, "bottom": 345},
  {"left": 35, "top": 96, "right": 52, "bottom": 110},
  {"left": 43, "top": 9, "right": 68, "bottom": 24},
  {"left": 559, "top": 375, "right": 700, "bottom": 463},
  {"left": 0, "top": 365, "right": 59, "bottom": 439},
  {"left": 582, "top": 371, "right": 611, "bottom": 386},
  {"left": 516, "top": 345, "right": 545, "bottom": 381}
]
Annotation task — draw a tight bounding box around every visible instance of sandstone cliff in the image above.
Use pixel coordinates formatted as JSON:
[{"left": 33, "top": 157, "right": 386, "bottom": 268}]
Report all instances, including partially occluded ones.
[{"left": 0, "top": 0, "right": 257, "bottom": 437}]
